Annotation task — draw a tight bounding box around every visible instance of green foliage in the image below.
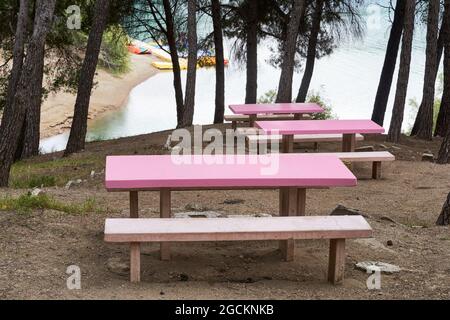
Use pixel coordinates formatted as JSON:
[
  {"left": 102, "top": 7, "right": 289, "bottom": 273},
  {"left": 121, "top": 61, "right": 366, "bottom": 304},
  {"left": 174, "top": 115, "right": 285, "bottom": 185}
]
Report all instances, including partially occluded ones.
[
  {"left": 10, "top": 155, "right": 104, "bottom": 188},
  {"left": 257, "top": 90, "right": 278, "bottom": 104},
  {"left": 257, "top": 89, "right": 335, "bottom": 120},
  {"left": 407, "top": 73, "right": 443, "bottom": 134},
  {"left": 10, "top": 175, "right": 57, "bottom": 189},
  {"left": 0, "top": 193, "right": 102, "bottom": 215},
  {"left": 98, "top": 26, "right": 130, "bottom": 75},
  {"left": 307, "top": 91, "right": 336, "bottom": 120}
]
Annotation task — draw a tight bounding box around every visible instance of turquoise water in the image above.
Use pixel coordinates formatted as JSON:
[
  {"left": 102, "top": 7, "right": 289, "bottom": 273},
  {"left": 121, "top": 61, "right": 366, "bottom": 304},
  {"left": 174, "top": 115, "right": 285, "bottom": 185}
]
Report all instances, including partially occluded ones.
[{"left": 40, "top": 1, "right": 433, "bottom": 153}]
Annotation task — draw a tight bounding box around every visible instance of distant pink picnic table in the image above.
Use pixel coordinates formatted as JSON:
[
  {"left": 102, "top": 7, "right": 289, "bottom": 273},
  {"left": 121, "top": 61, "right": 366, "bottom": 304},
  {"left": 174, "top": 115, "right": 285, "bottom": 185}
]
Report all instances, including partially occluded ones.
[
  {"left": 105, "top": 154, "right": 356, "bottom": 190},
  {"left": 255, "top": 119, "right": 385, "bottom": 153},
  {"left": 229, "top": 103, "right": 324, "bottom": 115},
  {"left": 255, "top": 119, "right": 385, "bottom": 135}
]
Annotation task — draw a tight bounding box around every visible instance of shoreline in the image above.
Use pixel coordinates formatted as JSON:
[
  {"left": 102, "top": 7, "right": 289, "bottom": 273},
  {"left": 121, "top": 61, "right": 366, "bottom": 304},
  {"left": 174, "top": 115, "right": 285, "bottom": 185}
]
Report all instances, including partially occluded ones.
[{"left": 40, "top": 54, "right": 159, "bottom": 138}]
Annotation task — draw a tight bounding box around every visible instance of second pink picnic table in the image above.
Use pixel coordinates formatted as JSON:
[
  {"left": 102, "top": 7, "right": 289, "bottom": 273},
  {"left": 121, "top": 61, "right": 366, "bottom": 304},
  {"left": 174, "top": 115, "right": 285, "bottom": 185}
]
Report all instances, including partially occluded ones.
[
  {"left": 256, "top": 119, "right": 385, "bottom": 153},
  {"left": 229, "top": 103, "right": 325, "bottom": 126}
]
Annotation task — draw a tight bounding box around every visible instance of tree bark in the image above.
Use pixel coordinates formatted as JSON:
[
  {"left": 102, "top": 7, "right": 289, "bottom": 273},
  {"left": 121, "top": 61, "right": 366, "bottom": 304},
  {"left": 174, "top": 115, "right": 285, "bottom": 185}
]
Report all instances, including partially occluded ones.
[
  {"left": 437, "top": 0, "right": 450, "bottom": 164},
  {"left": 212, "top": 0, "right": 225, "bottom": 124},
  {"left": 436, "top": 193, "right": 450, "bottom": 226},
  {"left": 371, "top": 0, "right": 406, "bottom": 126},
  {"left": 387, "top": 0, "right": 416, "bottom": 143},
  {"left": 276, "top": 0, "right": 306, "bottom": 103},
  {"left": 0, "top": 0, "right": 56, "bottom": 187},
  {"left": 64, "top": 0, "right": 110, "bottom": 156},
  {"left": 4, "top": 0, "right": 29, "bottom": 120},
  {"left": 435, "top": 2, "right": 450, "bottom": 137},
  {"left": 180, "top": 0, "right": 198, "bottom": 127},
  {"left": 245, "top": 0, "right": 258, "bottom": 104},
  {"left": 411, "top": 0, "right": 440, "bottom": 140},
  {"left": 161, "top": 0, "right": 185, "bottom": 128},
  {"left": 295, "top": 0, "right": 323, "bottom": 103}
]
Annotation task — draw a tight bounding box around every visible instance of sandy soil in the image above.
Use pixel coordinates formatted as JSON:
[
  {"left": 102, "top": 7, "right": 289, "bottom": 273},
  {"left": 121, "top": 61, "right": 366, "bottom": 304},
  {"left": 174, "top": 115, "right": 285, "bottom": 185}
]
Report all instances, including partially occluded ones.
[
  {"left": 40, "top": 54, "right": 158, "bottom": 138},
  {"left": 0, "top": 128, "right": 449, "bottom": 300}
]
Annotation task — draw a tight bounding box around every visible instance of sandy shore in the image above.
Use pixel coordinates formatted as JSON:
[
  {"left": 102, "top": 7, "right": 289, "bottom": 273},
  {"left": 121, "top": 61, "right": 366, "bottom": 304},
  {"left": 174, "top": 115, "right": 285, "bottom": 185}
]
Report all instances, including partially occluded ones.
[{"left": 40, "top": 54, "right": 159, "bottom": 138}]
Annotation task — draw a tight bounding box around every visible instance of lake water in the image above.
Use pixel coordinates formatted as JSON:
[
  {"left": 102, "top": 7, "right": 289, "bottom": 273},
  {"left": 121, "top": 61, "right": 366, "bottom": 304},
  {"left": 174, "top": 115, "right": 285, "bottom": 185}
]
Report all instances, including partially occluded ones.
[{"left": 40, "top": 1, "right": 432, "bottom": 153}]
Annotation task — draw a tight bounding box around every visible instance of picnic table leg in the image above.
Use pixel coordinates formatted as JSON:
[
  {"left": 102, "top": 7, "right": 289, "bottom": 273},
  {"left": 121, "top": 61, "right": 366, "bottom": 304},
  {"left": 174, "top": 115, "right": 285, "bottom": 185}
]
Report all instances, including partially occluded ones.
[
  {"left": 249, "top": 115, "right": 257, "bottom": 127},
  {"left": 130, "top": 191, "right": 139, "bottom": 218},
  {"left": 282, "top": 135, "right": 294, "bottom": 153},
  {"left": 328, "top": 239, "right": 346, "bottom": 285},
  {"left": 160, "top": 189, "right": 171, "bottom": 261},
  {"left": 279, "top": 188, "right": 299, "bottom": 261},
  {"left": 342, "top": 134, "right": 356, "bottom": 152}
]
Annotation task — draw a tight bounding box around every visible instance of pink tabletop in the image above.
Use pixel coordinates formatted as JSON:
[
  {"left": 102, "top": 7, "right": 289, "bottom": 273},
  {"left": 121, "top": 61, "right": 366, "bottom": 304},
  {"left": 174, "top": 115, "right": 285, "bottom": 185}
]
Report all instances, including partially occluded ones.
[
  {"left": 229, "top": 103, "right": 324, "bottom": 115},
  {"left": 105, "top": 154, "right": 356, "bottom": 190},
  {"left": 256, "top": 119, "right": 385, "bottom": 135}
]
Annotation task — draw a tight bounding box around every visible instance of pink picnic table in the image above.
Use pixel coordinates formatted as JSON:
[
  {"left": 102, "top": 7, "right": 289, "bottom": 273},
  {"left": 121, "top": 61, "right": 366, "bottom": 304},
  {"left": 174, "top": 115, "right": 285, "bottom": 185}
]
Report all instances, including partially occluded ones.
[
  {"left": 256, "top": 119, "right": 385, "bottom": 153},
  {"left": 105, "top": 154, "right": 357, "bottom": 261},
  {"left": 229, "top": 103, "right": 324, "bottom": 126}
]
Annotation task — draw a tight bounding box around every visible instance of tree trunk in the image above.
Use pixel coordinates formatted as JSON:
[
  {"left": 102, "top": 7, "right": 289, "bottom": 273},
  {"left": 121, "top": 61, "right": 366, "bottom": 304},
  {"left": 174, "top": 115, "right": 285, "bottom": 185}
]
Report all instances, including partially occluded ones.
[
  {"left": 437, "top": 3, "right": 450, "bottom": 164},
  {"left": 371, "top": 0, "right": 406, "bottom": 126},
  {"left": 4, "top": 0, "right": 29, "bottom": 121},
  {"left": 212, "top": 0, "right": 225, "bottom": 124},
  {"left": 276, "top": 0, "right": 306, "bottom": 103},
  {"left": 161, "top": 0, "right": 184, "bottom": 128},
  {"left": 436, "top": 193, "right": 450, "bottom": 226},
  {"left": 387, "top": 0, "right": 416, "bottom": 143},
  {"left": 64, "top": 0, "right": 110, "bottom": 156},
  {"left": 0, "top": 0, "right": 56, "bottom": 187},
  {"left": 411, "top": 0, "right": 440, "bottom": 140},
  {"left": 245, "top": 0, "right": 258, "bottom": 104},
  {"left": 295, "top": 0, "right": 323, "bottom": 103},
  {"left": 180, "top": 0, "right": 197, "bottom": 127},
  {"left": 435, "top": 2, "right": 450, "bottom": 137}
]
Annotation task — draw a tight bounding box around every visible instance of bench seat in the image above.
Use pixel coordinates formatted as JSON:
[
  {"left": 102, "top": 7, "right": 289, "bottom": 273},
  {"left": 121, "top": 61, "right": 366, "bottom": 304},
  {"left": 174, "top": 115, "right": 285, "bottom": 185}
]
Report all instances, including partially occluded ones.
[
  {"left": 308, "top": 151, "right": 395, "bottom": 179},
  {"left": 105, "top": 215, "right": 373, "bottom": 284}
]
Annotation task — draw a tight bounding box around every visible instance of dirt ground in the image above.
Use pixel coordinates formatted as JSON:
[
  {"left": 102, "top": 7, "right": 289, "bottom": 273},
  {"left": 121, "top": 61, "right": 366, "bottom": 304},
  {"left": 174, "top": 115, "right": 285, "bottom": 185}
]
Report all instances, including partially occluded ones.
[{"left": 0, "top": 125, "right": 449, "bottom": 300}]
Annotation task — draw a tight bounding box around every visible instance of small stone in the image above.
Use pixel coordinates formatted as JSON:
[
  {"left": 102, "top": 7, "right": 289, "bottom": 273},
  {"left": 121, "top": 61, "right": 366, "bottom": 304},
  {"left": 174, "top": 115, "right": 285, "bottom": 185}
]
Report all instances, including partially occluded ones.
[
  {"left": 31, "top": 188, "right": 44, "bottom": 197},
  {"left": 179, "top": 273, "right": 189, "bottom": 281},
  {"left": 355, "top": 261, "right": 401, "bottom": 274},
  {"left": 90, "top": 171, "right": 96, "bottom": 179},
  {"left": 330, "top": 205, "right": 369, "bottom": 218},
  {"left": 355, "top": 146, "right": 375, "bottom": 152},
  {"left": 387, "top": 240, "right": 394, "bottom": 247},
  {"left": 174, "top": 211, "right": 223, "bottom": 219},
  {"left": 223, "top": 199, "right": 245, "bottom": 205},
  {"left": 107, "top": 258, "right": 129, "bottom": 275},
  {"left": 422, "top": 153, "right": 434, "bottom": 162},
  {"left": 65, "top": 181, "right": 74, "bottom": 189}
]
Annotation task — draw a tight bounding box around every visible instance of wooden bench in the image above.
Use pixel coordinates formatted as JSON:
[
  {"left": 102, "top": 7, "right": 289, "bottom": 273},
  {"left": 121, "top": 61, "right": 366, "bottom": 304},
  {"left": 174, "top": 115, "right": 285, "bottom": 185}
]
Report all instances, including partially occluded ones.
[
  {"left": 104, "top": 215, "right": 372, "bottom": 284},
  {"left": 317, "top": 152, "right": 395, "bottom": 179},
  {"left": 244, "top": 133, "right": 365, "bottom": 153},
  {"left": 225, "top": 114, "right": 309, "bottom": 129}
]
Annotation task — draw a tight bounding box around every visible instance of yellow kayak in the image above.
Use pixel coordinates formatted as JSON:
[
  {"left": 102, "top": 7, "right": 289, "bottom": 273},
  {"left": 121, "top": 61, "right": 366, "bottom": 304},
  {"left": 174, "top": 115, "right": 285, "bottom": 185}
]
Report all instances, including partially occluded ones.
[{"left": 151, "top": 60, "right": 188, "bottom": 70}]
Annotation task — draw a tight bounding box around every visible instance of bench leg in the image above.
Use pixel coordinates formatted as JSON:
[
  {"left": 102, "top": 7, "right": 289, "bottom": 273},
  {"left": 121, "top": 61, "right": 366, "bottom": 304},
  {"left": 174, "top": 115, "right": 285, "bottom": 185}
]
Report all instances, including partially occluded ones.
[
  {"left": 160, "top": 189, "right": 171, "bottom": 261},
  {"left": 232, "top": 121, "right": 237, "bottom": 131},
  {"left": 372, "top": 161, "right": 382, "bottom": 180},
  {"left": 328, "top": 239, "right": 346, "bottom": 285},
  {"left": 130, "top": 242, "right": 141, "bottom": 283},
  {"left": 130, "top": 191, "right": 139, "bottom": 218},
  {"left": 314, "top": 142, "right": 319, "bottom": 151}
]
